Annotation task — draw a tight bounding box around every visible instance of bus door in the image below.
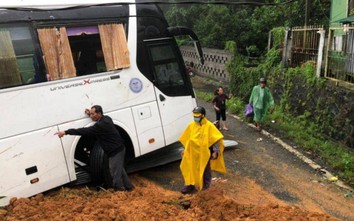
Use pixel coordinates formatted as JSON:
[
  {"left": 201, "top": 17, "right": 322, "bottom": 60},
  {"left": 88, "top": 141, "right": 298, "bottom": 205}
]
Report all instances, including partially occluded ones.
[{"left": 146, "top": 39, "right": 196, "bottom": 146}]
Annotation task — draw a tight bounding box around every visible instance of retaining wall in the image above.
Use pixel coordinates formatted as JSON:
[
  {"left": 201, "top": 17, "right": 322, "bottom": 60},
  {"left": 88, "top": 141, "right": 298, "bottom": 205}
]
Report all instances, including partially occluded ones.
[{"left": 180, "top": 46, "right": 232, "bottom": 82}]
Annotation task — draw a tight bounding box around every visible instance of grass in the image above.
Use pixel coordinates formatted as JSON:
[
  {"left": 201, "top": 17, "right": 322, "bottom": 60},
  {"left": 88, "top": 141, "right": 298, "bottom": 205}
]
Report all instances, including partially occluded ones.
[
  {"left": 266, "top": 109, "right": 354, "bottom": 186},
  {"left": 195, "top": 90, "right": 215, "bottom": 102}
]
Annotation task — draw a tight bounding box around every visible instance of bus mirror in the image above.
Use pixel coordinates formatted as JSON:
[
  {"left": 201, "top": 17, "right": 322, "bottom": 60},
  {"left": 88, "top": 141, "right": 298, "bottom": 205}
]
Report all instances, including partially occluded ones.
[{"left": 167, "top": 26, "right": 204, "bottom": 65}]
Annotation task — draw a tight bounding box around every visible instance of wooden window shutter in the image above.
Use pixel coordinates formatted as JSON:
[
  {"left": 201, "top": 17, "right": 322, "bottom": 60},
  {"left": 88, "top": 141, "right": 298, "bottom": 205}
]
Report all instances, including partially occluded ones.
[
  {"left": 37, "top": 27, "right": 76, "bottom": 80},
  {"left": 58, "top": 27, "right": 76, "bottom": 79},
  {"left": 37, "top": 28, "right": 59, "bottom": 80},
  {"left": 99, "top": 24, "right": 130, "bottom": 71},
  {"left": 0, "top": 31, "right": 22, "bottom": 88}
]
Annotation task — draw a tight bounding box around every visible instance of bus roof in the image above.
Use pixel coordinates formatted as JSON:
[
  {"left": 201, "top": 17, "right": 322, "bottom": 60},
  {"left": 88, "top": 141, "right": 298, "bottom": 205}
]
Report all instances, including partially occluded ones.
[{"left": 0, "top": 0, "right": 135, "bottom": 9}]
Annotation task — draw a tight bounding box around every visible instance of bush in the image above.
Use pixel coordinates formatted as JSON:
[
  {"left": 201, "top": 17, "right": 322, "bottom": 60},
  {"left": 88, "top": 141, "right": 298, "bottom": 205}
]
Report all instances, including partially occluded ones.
[{"left": 226, "top": 97, "right": 244, "bottom": 115}]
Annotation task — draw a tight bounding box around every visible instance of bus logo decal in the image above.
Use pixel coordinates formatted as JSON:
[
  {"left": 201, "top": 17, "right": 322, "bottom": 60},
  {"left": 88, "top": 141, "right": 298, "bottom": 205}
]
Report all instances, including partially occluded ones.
[
  {"left": 50, "top": 77, "right": 110, "bottom": 91},
  {"left": 129, "top": 78, "right": 143, "bottom": 93}
]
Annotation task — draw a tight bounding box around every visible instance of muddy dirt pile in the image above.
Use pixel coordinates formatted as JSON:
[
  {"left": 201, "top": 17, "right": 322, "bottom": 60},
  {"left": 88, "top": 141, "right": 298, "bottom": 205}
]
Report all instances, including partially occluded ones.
[{"left": 0, "top": 177, "right": 338, "bottom": 221}]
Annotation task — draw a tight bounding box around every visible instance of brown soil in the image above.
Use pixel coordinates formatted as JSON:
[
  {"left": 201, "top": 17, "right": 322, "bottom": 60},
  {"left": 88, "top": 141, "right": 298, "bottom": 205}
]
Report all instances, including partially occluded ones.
[{"left": 0, "top": 177, "right": 338, "bottom": 221}]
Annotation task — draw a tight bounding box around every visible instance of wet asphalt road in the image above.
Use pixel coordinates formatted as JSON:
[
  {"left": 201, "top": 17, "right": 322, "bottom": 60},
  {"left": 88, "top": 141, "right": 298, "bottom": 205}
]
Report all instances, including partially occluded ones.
[
  {"left": 135, "top": 89, "right": 354, "bottom": 220},
  {"left": 136, "top": 97, "right": 315, "bottom": 194}
]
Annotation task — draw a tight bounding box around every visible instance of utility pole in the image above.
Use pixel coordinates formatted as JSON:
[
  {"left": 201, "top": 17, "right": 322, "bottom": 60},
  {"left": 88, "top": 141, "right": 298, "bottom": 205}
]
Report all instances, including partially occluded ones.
[{"left": 305, "top": 0, "right": 311, "bottom": 27}]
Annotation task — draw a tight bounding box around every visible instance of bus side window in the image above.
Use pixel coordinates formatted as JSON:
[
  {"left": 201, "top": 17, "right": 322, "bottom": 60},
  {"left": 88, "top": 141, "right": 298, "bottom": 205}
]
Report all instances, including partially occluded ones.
[
  {"left": 71, "top": 37, "right": 102, "bottom": 76},
  {"left": 0, "top": 25, "right": 47, "bottom": 89},
  {"left": 149, "top": 42, "right": 186, "bottom": 96}
]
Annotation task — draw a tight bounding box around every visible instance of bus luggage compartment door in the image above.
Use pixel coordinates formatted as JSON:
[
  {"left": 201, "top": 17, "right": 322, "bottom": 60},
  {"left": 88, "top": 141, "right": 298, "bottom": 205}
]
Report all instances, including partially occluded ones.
[{"left": 0, "top": 127, "right": 70, "bottom": 206}]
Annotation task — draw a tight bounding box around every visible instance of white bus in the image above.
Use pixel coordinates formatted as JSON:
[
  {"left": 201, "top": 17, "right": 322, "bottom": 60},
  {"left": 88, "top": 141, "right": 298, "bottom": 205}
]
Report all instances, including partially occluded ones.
[{"left": 0, "top": 0, "right": 204, "bottom": 206}]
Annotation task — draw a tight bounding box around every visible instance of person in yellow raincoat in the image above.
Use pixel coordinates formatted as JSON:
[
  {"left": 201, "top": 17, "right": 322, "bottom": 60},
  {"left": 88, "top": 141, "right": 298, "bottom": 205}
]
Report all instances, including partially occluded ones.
[{"left": 179, "top": 106, "right": 226, "bottom": 194}]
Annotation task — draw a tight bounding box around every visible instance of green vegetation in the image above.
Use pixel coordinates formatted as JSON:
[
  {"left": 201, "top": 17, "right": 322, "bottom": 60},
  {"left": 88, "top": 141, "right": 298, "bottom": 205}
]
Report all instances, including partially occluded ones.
[
  {"left": 267, "top": 111, "right": 354, "bottom": 185},
  {"left": 165, "top": 0, "right": 331, "bottom": 53},
  {"left": 195, "top": 90, "right": 214, "bottom": 102},
  {"left": 195, "top": 34, "right": 353, "bottom": 186},
  {"left": 196, "top": 84, "right": 354, "bottom": 186}
]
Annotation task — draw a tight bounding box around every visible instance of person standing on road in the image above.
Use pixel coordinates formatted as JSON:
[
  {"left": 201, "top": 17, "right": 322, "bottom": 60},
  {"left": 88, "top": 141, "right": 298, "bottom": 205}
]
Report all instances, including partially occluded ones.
[
  {"left": 179, "top": 106, "right": 226, "bottom": 194},
  {"left": 55, "top": 105, "right": 134, "bottom": 192},
  {"left": 212, "top": 86, "right": 231, "bottom": 131},
  {"left": 249, "top": 78, "right": 274, "bottom": 131}
]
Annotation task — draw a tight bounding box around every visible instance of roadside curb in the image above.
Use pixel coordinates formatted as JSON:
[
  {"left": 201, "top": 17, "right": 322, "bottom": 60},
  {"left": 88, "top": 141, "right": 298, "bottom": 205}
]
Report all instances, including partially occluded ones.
[{"left": 229, "top": 113, "right": 354, "bottom": 192}]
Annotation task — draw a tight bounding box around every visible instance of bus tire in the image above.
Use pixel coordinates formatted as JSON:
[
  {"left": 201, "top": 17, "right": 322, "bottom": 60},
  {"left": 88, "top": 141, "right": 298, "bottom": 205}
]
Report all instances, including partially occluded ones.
[{"left": 90, "top": 142, "right": 112, "bottom": 188}]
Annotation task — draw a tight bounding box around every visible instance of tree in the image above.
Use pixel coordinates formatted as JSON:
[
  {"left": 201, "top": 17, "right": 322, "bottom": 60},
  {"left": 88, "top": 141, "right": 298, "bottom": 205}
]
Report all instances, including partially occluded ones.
[{"left": 163, "top": 0, "right": 331, "bottom": 52}]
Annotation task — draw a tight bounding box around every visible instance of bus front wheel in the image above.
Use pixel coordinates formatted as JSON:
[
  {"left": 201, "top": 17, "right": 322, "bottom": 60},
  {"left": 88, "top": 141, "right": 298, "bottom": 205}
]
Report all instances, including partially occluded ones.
[{"left": 90, "top": 142, "right": 112, "bottom": 188}]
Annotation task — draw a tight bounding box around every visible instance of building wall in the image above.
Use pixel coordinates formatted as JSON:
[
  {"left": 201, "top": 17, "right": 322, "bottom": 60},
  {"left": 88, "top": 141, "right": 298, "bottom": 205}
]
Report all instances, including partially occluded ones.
[{"left": 330, "top": 0, "right": 348, "bottom": 22}]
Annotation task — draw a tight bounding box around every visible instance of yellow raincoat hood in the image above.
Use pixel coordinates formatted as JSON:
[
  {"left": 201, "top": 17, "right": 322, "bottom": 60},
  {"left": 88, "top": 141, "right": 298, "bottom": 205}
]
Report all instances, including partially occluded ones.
[{"left": 179, "top": 117, "right": 226, "bottom": 190}]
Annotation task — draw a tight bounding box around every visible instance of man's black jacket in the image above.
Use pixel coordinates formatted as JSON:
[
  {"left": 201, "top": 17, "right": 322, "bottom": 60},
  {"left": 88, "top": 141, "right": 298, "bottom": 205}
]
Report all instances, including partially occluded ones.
[{"left": 65, "top": 115, "right": 125, "bottom": 157}]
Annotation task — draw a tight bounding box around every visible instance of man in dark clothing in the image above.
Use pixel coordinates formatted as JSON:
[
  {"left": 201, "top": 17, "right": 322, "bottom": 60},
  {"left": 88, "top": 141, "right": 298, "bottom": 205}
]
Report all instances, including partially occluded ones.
[{"left": 55, "top": 105, "right": 134, "bottom": 191}]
